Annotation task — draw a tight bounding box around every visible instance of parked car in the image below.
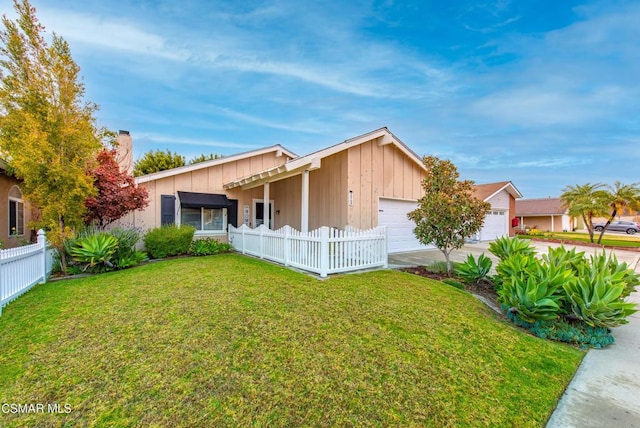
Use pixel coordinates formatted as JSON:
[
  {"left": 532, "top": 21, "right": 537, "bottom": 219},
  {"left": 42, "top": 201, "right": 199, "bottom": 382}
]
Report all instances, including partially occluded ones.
[{"left": 593, "top": 220, "right": 640, "bottom": 235}]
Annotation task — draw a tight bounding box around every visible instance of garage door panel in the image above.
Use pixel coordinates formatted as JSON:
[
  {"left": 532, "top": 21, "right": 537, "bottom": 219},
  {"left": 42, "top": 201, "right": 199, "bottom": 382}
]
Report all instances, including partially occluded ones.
[
  {"left": 378, "top": 199, "right": 434, "bottom": 253},
  {"left": 480, "top": 211, "right": 507, "bottom": 241}
]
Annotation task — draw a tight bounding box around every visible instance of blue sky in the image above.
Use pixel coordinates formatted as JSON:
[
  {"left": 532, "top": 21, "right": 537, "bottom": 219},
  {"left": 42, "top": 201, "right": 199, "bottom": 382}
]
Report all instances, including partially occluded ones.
[{"left": 2, "top": 0, "right": 639, "bottom": 198}]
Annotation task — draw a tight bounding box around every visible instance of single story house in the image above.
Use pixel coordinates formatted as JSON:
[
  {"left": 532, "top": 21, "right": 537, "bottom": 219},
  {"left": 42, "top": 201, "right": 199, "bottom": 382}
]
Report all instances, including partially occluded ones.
[
  {"left": 0, "top": 160, "right": 34, "bottom": 248},
  {"left": 473, "top": 181, "right": 522, "bottom": 241},
  {"left": 515, "top": 198, "right": 572, "bottom": 232},
  {"left": 122, "top": 128, "right": 522, "bottom": 254}
]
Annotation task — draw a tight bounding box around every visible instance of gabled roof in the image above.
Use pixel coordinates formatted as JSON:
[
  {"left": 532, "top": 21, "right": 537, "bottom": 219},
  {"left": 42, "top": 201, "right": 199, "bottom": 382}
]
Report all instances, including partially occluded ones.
[
  {"left": 474, "top": 181, "right": 523, "bottom": 201},
  {"left": 515, "top": 198, "right": 568, "bottom": 216},
  {"left": 224, "top": 127, "right": 425, "bottom": 190},
  {"left": 135, "top": 144, "right": 297, "bottom": 184}
]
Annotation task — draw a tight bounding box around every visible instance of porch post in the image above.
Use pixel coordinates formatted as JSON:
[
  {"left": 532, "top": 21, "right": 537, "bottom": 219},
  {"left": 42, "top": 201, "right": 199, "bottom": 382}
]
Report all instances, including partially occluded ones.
[
  {"left": 264, "top": 181, "right": 270, "bottom": 229},
  {"left": 301, "top": 170, "right": 309, "bottom": 233},
  {"left": 550, "top": 215, "right": 555, "bottom": 233}
]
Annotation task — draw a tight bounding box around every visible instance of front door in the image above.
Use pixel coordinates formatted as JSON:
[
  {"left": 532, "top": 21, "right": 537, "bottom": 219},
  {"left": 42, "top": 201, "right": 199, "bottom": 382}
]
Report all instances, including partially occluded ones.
[{"left": 253, "top": 200, "right": 274, "bottom": 229}]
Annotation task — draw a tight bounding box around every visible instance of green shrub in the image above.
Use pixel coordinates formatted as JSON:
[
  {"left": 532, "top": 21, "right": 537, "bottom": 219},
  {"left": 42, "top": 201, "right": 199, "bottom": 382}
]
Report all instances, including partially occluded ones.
[
  {"left": 115, "top": 250, "right": 148, "bottom": 269},
  {"left": 143, "top": 225, "right": 195, "bottom": 259},
  {"left": 563, "top": 258, "right": 637, "bottom": 328},
  {"left": 69, "top": 233, "right": 119, "bottom": 272},
  {"left": 109, "top": 227, "right": 141, "bottom": 258},
  {"left": 189, "top": 238, "right": 233, "bottom": 256},
  {"left": 488, "top": 236, "right": 537, "bottom": 261},
  {"left": 528, "top": 228, "right": 544, "bottom": 236},
  {"left": 441, "top": 278, "right": 465, "bottom": 290},
  {"left": 424, "top": 261, "right": 459, "bottom": 274},
  {"left": 454, "top": 253, "right": 492, "bottom": 284}
]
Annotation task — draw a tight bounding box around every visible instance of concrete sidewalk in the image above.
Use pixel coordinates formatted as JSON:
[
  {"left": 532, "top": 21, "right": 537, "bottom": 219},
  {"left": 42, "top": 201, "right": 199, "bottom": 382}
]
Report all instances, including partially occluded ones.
[
  {"left": 547, "top": 289, "right": 640, "bottom": 427},
  {"left": 389, "top": 242, "right": 640, "bottom": 427}
]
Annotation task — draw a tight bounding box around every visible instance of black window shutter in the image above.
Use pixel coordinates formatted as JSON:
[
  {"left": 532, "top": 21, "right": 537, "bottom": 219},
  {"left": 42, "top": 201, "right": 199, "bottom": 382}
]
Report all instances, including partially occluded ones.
[
  {"left": 161, "top": 195, "right": 175, "bottom": 225},
  {"left": 227, "top": 199, "right": 238, "bottom": 228}
]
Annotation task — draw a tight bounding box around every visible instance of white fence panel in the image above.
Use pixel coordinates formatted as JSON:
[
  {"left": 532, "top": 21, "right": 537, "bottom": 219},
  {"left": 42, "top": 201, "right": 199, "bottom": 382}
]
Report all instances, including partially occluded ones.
[
  {"left": 0, "top": 230, "right": 52, "bottom": 315},
  {"left": 229, "top": 224, "right": 387, "bottom": 277}
]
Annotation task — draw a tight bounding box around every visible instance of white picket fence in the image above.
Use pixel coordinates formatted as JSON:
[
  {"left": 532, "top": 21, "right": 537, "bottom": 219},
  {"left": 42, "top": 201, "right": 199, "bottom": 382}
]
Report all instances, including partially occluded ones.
[
  {"left": 0, "top": 229, "right": 54, "bottom": 315},
  {"left": 228, "top": 224, "right": 388, "bottom": 277}
]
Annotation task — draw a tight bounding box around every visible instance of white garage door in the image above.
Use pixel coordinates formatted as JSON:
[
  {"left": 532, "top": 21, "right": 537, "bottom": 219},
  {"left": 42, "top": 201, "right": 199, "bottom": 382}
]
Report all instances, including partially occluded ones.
[
  {"left": 479, "top": 210, "right": 507, "bottom": 241},
  {"left": 378, "top": 198, "right": 435, "bottom": 254}
]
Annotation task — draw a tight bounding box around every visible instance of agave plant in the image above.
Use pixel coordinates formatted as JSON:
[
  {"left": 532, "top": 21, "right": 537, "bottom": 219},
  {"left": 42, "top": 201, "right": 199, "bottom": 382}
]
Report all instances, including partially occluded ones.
[
  {"left": 454, "top": 253, "right": 493, "bottom": 284},
  {"left": 69, "top": 233, "right": 119, "bottom": 272},
  {"left": 498, "top": 256, "right": 573, "bottom": 322},
  {"left": 495, "top": 253, "right": 537, "bottom": 287},
  {"left": 563, "top": 261, "right": 637, "bottom": 328},
  {"left": 541, "top": 245, "right": 586, "bottom": 274},
  {"left": 488, "top": 236, "right": 537, "bottom": 261}
]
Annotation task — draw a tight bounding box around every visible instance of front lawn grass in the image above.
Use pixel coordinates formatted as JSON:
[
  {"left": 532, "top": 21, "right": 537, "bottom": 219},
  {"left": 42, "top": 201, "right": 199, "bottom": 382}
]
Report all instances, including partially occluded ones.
[
  {"left": 521, "top": 231, "right": 640, "bottom": 248},
  {"left": 0, "top": 255, "right": 583, "bottom": 426}
]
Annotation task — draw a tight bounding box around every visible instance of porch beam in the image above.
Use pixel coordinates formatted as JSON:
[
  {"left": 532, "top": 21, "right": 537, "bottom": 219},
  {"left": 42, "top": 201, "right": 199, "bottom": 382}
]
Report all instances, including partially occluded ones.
[
  {"left": 264, "top": 182, "right": 270, "bottom": 229},
  {"left": 301, "top": 170, "right": 309, "bottom": 233}
]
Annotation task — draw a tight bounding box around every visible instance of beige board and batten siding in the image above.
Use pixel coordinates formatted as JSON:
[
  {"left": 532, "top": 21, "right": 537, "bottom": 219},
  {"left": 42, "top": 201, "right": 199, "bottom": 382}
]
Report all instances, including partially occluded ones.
[
  {"left": 347, "top": 139, "right": 425, "bottom": 229},
  {"left": 240, "top": 137, "right": 425, "bottom": 232},
  {"left": 131, "top": 151, "right": 290, "bottom": 234}
]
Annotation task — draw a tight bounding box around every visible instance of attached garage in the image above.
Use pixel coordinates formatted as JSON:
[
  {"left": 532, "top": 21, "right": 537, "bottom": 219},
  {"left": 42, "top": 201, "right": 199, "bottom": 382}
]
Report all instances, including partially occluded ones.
[{"left": 378, "top": 198, "right": 435, "bottom": 254}]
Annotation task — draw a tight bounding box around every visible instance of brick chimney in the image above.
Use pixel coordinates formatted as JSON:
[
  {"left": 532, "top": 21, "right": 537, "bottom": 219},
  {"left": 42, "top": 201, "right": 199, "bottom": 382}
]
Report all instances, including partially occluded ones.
[{"left": 115, "top": 130, "right": 134, "bottom": 175}]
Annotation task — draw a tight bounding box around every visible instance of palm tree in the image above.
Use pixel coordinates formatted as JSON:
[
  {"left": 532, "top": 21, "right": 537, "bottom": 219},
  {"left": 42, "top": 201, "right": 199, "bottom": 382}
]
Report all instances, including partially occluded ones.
[
  {"left": 560, "top": 183, "right": 608, "bottom": 243},
  {"left": 596, "top": 181, "right": 640, "bottom": 244}
]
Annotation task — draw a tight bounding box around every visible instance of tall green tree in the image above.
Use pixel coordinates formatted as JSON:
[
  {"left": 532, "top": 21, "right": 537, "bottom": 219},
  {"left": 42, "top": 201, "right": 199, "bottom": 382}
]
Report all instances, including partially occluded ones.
[
  {"left": 596, "top": 181, "right": 640, "bottom": 244},
  {"left": 133, "top": 149, "right": 185, "bottom": 176},
  {"left": 560, "top": 183, "right": 608, "bottom": 243},
  {"left": 408, "top": 156, "right": 490, "bottom": 274},
  {"left": 0, "top": 0, "right": 105, "bottom": 271}
]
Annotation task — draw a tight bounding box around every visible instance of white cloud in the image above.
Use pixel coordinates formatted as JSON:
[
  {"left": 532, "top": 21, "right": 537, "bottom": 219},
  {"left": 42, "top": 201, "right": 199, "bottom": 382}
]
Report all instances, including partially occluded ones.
[{"left": 37, "top": 8, "right": 188, "bottom": 61}]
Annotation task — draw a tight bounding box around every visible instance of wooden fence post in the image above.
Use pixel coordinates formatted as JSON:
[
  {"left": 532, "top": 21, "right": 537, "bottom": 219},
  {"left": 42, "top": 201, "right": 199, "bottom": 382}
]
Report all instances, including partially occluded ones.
[
  {"left": 381, "top": 226, "right": 388, "bottom": 268},
  {"left": 37, "top": 229, "right": 47, "bottom": 284},
  {"left": 320, "top": 226, "right": 329, "bottom": 278}
]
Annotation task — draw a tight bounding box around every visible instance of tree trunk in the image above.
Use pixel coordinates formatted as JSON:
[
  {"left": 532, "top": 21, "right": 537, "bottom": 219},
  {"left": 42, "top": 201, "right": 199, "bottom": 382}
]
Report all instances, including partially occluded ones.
[
  {"left": 582, "top": 214, "right": 594, "bottom": 242},
  {"left": 442, "top": 248, "right": 453, "bottom": 275},
  {"left": 59, "top": 215, "right": 68, "bottom": 275},
  {"left": 597, "top": 209, "right": 617, "bottom": 244}
]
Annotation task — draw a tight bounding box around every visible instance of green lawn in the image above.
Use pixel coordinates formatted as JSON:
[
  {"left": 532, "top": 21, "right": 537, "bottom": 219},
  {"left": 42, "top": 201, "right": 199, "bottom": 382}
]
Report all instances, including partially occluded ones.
[
  {"left": 0, "top": 255, "right": 583, "bottom": 427},
  {"left": 521, "top": 231, "right": 640, "bottom": 248}
]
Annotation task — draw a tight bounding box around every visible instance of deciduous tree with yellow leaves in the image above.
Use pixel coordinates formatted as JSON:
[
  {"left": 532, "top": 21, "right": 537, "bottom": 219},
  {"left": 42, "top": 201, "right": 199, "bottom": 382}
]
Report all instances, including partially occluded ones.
[{"left": 0, "top": 0, "right": 106, "bottom": 272}]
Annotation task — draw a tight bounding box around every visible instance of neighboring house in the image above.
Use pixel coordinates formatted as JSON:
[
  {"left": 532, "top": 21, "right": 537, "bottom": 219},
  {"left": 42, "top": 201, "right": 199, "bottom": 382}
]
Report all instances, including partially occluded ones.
[
  {"left": 473, "top": 181, "right": 523, "bottom": 241},
  {"left": 515, "top": 198, "right": 573, "bottom": 232},
  {"left": 0, "top": 160, "right": 33, "bottom": 248}
]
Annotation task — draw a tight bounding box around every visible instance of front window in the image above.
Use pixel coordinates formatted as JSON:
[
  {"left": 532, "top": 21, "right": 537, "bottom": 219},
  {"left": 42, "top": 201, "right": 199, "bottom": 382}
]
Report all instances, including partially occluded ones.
[
  {"left": 8, "top": 186, "right": 24, "bottom": 236},
  {"left": 180, "top": 207, "right": 226, "bottom": 232}
]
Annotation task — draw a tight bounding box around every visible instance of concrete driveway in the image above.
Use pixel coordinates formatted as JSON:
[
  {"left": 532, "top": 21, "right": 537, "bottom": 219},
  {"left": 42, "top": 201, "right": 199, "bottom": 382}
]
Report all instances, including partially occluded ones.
[{"left": 389, "top": 240, "right": 640, "bottom": 427}]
